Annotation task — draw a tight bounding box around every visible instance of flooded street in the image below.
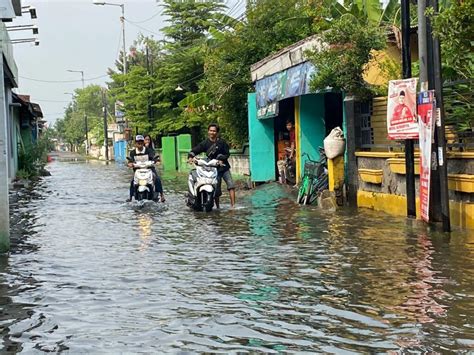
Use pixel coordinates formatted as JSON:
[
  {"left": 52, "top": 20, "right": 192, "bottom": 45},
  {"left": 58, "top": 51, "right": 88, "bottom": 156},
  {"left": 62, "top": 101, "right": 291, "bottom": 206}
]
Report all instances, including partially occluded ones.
[{"left": 2, "top": 160, "right": 474, "bottom": 353}]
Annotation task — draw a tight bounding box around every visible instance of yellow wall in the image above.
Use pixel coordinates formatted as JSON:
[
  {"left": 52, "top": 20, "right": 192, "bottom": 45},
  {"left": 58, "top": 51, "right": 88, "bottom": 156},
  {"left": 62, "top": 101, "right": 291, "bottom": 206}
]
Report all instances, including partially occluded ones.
[
  {"left": 357, "top": 191, "right": 474, "bottom": 230},
  {"left": 363, "top": 33, "right": 419, "bottom": 87}
]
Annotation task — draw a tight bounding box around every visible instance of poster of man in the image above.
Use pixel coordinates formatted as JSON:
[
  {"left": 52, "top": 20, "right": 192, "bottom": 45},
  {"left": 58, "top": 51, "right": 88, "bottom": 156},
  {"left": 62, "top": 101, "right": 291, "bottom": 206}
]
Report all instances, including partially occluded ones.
[{"left": 387, "top": 78, "right": 418, "bottom": 139}]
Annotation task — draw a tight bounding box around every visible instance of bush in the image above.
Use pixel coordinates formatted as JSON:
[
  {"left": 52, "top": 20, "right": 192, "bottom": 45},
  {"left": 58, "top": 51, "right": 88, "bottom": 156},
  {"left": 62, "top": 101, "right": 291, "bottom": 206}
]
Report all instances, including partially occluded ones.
[{"left": 18, "top": 136, "right": 51, "bottom": 179}]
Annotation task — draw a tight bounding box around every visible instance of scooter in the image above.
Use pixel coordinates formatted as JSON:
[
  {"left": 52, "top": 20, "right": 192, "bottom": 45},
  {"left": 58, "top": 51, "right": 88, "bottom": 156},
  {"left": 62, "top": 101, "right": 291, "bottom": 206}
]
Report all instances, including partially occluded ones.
[
  {"left": 186, "top": 158, "right": 220, "bottom": 212},
  {"left": 131, "top": 160, "right": 156, "bottom": 202}
]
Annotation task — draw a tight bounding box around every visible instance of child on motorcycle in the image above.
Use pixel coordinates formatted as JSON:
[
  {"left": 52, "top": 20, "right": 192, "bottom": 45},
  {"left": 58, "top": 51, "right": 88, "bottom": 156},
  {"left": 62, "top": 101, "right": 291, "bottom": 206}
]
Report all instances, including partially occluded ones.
[{"left": 126, "top": 135, "right": 165, "bottom": 202}]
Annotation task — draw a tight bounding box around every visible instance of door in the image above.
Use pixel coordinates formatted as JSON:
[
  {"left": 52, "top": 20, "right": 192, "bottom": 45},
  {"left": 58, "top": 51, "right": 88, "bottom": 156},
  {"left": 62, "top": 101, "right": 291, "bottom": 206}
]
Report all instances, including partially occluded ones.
[{"left": 248, "top": 93, "right": 276, "bottom": 182}]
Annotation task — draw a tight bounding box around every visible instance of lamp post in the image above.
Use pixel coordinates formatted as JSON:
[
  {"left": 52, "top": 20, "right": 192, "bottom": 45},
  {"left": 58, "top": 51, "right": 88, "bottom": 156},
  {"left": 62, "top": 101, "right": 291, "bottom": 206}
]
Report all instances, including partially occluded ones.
[
  {"left": 10, "top": 38, "right": 39, "bottom": 46},
  {"left": 93, "top": 1, "right": 127, "bottom": 75},
  {"left": 6, "top": 24, "right": 39, "bottom": 35},
  {"left": 101, "top": 88, "right": 109, "bottom": 161},
  {"left": 21, "top": 5, "right": 37, "bottom": 19},
  {"left": 67, "top": 69, "right": 89, "bottom": 155}
]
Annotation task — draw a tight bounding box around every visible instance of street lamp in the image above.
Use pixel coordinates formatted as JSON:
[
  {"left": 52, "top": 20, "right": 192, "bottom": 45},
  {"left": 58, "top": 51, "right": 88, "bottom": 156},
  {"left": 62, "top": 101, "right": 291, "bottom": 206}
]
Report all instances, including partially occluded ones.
[
  {"left": 21, "top": 6, "right": 37, "bottom": 19},
  {"left": 92, "top": 1, "right": 127, "bottom": 75},
  {"left": 10, "top": 38, "right": 39, "bottom": 46},
  {"left": 6, "top": 24, "right": 39, "bottom": 35},
  {"left": 67, "top": 69, "right": 89, "bottom": 155},
  {"left": 67, "top": 69, "right": 85, "bottom": 90}
]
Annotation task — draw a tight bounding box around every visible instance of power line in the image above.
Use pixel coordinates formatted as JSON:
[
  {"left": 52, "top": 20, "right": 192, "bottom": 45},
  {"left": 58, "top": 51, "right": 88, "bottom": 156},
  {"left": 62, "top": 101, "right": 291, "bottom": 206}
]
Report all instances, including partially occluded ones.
[
  {"left": 42, "top": 112, "right": 67, "bottom": 116},
  {"left": 124, "top": 19, "right": 161, "bottom": 37},
  {"left": 19, "top": 74, "right": 109, "bottom": 83},
  {"left": 227, "top": 0, "right": 243, "bottom": 17},
  {"left": 179, "top": 71, "right": 206, "bottom": 86},
  {"left": 126, "top": 11, "right": 162, "bottom": 24},
  {"left": 32, "top": 99, "right": 70, "bottom": 103}
]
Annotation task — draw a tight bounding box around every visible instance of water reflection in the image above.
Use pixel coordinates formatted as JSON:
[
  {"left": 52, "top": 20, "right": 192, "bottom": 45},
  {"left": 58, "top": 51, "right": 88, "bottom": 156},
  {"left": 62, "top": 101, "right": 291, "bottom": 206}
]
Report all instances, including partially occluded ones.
[{"left": 2, "top": 160, "right": 474, "bottom": 352}]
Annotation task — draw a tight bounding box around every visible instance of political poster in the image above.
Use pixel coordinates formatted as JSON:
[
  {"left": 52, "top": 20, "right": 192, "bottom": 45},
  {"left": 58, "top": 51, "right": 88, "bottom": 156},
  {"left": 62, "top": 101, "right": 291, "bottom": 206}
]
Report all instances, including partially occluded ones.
[
  {"left": 417, "top": 90, "right": 436, "bottom": 222},
  {"left": 387, "top": 78, "right": 418, "bottom": 139}
]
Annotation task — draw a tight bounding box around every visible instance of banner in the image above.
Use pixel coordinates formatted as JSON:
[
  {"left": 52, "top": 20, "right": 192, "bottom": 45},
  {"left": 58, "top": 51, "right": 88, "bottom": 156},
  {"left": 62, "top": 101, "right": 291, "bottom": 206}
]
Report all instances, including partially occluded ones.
[
  {"left": 417, "top": 91, "right": 436, "bottom": 222},
  {"left": 387, "top": 78, "right": 418, "bottom": 139},
  {"left": 255, "top": 62, "right": 315, "bottom": 119},
  {"left": 115, "top": 100, "right": 125, "bottom": 122}
]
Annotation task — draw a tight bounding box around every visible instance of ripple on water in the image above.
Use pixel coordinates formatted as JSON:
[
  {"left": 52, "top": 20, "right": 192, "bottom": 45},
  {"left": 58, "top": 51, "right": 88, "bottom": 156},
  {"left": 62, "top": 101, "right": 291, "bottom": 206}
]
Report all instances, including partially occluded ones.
[{"left": 2, "top": 160, "right": 474, "bottom": 352}]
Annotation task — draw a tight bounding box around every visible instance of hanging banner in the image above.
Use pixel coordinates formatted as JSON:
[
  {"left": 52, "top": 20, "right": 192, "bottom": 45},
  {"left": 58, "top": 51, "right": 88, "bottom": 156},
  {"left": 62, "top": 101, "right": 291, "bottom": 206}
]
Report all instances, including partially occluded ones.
[
  {"left": 255, "top": 62, "right": 315, "bottom": 118},
  {"left": 417, "top": 91, "right": 436, "bottom": 222},
  {"left": 387, "top": 78, "right": 418, "bottom": 139}
]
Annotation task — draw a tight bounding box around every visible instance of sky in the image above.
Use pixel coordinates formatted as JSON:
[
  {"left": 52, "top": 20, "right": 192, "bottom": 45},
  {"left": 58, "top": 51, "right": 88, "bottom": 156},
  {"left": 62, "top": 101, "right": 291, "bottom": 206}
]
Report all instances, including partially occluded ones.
[{"left": 10, "top": 0, "right": 245, "bottom": 125}]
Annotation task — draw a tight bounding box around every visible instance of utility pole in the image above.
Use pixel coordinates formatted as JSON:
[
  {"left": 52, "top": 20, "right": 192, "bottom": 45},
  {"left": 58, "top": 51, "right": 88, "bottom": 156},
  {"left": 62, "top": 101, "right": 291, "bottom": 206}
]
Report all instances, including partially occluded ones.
[
  {"left": 67, "top": 69, "right": 89, "bottom": 155},
  {"left": 146, "top": 44, "right": 152, "bottom": 123},
  {"left": 431, "top": 0, "right": 451, "bottom": 232},
  {"left": 80, "top": 73, "right": 89, "bottom": 156},
  {"left": 418, "top": 0, "right": 429, "bottom": 92},
  {"left": 401, "top": 0, "right": 416, "bottom": 218},
  {"left": 426, "top": 0, "right": 442, "bottom": 222},
  {"left": 102, "top": 89, "right": 109, "bottom": 161},
  {"left": 0, "top": 57, "right": 10, "bottom": 253},
  {"left": 121, "top": 4, "right": 127, "bottom": 75}
]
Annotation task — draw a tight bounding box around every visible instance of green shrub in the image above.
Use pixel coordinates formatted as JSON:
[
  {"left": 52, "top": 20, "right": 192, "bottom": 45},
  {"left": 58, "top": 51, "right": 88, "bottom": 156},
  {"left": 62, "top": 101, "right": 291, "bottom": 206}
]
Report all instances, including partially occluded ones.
[{"left": 18, "top": 136, "right": 51, "bottom": 179}]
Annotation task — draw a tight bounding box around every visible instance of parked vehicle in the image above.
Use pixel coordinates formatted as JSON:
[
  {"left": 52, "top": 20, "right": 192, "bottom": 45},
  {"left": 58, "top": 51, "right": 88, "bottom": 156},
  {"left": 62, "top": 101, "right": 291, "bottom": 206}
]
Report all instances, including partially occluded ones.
[
  {"left": 186, "top": 158, "right": 220, "bottom": 212},
  {"left": 132, "top": 160, "right": 156, "bottom": 202},
  {"left": 297, "top": 148, "right": 328, "bottom": 205}
]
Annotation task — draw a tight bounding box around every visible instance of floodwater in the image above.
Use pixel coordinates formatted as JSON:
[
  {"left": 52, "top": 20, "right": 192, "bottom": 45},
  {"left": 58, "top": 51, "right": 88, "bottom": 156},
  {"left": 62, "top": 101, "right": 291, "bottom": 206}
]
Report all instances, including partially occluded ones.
[{"left": 1, "top": 159, "right": 474, "bottom": 353}]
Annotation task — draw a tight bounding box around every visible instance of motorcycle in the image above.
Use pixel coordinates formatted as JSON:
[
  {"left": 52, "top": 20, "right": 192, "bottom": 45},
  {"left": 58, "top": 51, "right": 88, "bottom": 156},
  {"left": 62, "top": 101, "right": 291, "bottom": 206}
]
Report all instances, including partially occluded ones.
[
  {"left": 186, "top": 158, "right": 220, "bottom": 212},
  {"left": 130, "top": 160, "right": 156, "bottom": 202}
]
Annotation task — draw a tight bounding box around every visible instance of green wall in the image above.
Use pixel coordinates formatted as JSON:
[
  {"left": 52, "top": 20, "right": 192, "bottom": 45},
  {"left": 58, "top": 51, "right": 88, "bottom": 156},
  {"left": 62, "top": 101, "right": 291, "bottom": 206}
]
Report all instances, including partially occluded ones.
[
  {"left": 176, "top": 134, "right": 192, "bottom": 172},
  {"left": 299, "top": 94, "right": 325, "bottom": 169},
  {"left": 161, "top": 136, "right": 177, "bottom": 171},
  {"left": 248, "top": 93, "right": 276, "bottom": 182}
]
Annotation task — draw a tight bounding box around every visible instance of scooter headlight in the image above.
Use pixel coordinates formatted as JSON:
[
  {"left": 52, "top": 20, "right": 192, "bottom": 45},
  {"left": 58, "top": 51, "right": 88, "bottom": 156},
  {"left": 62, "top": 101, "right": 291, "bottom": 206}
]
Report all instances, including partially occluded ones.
[{"left": 139, "top": 179, "right": 147, "bottom": 186}]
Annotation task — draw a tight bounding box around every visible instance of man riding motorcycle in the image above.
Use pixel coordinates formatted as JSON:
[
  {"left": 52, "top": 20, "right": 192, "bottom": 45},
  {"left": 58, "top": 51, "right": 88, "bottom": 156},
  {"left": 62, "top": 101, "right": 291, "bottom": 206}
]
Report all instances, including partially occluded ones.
[
  {"left": 187, "top": 123, "right": 235, "bottom": 208},
  {"left": 126, "top": 135, "right": 165, "bottom": 202}
]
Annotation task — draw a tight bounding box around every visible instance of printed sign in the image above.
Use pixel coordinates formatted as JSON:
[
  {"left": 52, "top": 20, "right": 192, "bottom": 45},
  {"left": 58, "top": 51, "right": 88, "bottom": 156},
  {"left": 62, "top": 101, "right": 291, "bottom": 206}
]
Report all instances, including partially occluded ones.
[
  {"left": 255, "top": 62, "right": 315, "bottom": 116},
  {"left": 417, "top": 91, "right": 436, "bottom": 222},
  {"left": 387, "top": 78, "right": 418, "bottom": 139},
  {"left": 115, "top": 100, "right": 125, "bottom": 122}
]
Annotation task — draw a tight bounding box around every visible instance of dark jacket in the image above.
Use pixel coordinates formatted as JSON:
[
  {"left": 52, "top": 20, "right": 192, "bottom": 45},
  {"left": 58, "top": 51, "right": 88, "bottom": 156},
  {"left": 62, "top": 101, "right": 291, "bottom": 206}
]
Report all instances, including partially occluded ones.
[
  {"left": 188, "top": 138, "right": 231, "bottom": 173},
  {"left": 127, "top": 147, "right": 155, "bottom": 171}
]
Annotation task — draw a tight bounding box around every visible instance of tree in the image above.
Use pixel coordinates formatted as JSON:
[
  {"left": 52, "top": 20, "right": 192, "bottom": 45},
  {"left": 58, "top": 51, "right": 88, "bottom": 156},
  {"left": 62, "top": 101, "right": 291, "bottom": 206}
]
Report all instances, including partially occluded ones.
[
  {"left": 306, "top": 14, "right": 386, "bottom": 98},
  {"left": 55, "top": 85, "right": 110, "bottom": 150},
  {"left": 187, "top": 0, "right": 317, "bottom": 146}
]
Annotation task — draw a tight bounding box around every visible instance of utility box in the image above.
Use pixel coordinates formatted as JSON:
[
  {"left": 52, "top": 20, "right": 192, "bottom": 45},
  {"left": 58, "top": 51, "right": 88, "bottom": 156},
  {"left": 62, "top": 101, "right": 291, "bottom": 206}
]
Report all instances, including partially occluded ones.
[
  {"left": 161, "top": 136, "right": 177, "bottom": 171},
  {"left": 176, "top": 134, "right": 192, "bottom": 172}
]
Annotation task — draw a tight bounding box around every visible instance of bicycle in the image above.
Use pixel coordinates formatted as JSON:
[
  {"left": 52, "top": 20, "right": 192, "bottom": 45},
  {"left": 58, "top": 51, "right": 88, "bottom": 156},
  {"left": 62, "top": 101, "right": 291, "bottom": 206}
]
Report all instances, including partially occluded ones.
[{"left": 296, "top": 148, "right": 328, "bottom": 205}]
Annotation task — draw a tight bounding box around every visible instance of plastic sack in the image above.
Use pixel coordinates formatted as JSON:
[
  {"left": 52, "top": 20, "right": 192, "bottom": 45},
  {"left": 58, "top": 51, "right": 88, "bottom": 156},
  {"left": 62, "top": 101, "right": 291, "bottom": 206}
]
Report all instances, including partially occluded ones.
[{"left": 323, "top": 127, "right": 346, "bottom": 159}]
